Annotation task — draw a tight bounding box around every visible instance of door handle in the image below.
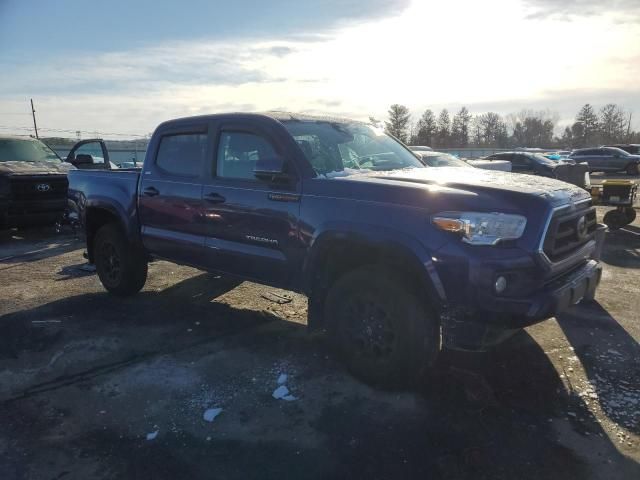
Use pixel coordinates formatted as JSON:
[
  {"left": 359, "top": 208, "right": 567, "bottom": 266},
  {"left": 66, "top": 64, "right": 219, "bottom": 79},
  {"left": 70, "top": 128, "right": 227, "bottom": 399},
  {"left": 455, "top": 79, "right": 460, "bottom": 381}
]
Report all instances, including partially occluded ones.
[
  {"left": 204, "top": 192, "right": 226, "bottom": 204},
  {"left": 143, "top": 186, "right": 159, "bottom": 197}
]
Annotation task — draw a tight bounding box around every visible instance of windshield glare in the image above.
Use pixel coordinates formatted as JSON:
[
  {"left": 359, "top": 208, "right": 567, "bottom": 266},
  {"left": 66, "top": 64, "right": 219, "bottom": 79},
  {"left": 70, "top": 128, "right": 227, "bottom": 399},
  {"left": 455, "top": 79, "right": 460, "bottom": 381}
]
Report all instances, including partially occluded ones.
[
  {"left": 0, "top": 138, "right": 61, "bottom": 163},
  {"left": 282, "top": 121, "right": 425, "bottom": 175},
  {"left": 421, "top": 153, "right": 469, "bottom": 168}
]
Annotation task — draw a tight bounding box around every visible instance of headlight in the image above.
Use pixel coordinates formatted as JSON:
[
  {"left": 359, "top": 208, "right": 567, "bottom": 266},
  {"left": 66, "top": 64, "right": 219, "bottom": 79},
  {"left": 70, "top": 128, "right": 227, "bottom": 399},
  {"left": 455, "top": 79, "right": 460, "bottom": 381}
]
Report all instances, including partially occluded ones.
[{"left": 432, "top": 211, "right": 527, "bottom": 245}]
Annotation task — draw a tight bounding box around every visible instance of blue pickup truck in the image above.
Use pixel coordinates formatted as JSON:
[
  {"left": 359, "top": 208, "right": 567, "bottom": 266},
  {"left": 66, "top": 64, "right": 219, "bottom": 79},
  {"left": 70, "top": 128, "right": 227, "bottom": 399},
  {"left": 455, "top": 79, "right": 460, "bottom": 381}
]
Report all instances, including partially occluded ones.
[{"left": 68, "top": 112, "right": 606, "bottom": 387}]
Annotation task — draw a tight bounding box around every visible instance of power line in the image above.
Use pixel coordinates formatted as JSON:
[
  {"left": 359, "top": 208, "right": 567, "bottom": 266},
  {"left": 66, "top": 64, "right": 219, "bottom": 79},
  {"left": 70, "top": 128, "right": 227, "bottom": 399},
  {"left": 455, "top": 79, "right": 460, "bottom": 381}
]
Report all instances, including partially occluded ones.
[{"left": 0, "top": 124, "right": 147, "bottom": 138}]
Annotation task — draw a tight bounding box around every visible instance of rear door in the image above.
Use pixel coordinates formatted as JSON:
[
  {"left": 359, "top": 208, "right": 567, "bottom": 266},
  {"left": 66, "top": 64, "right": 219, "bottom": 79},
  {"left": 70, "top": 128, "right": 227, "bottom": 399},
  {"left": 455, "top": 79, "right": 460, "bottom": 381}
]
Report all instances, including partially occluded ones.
[
  {"left": 138, "top": 123, "right": 211, "bottom": 265},
  {"left": 201, "top": 119, "right": 301, "bottom": 287}
]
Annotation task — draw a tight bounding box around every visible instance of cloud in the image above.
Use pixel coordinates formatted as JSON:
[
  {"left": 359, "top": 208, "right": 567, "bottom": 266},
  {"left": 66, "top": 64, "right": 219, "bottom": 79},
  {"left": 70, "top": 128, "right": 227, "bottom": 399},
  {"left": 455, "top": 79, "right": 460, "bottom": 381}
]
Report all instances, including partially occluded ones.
[{"left": 523, "top": 0, "right": 640, "bottom": 20}]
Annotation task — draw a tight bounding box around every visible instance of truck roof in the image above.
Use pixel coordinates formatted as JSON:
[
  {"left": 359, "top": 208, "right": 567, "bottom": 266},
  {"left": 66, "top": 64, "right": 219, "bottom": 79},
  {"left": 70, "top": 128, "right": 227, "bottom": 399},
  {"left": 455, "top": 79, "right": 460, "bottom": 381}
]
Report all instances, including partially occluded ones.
[{"left": 157, "top": 111, "right": 367, "bottom": 130}]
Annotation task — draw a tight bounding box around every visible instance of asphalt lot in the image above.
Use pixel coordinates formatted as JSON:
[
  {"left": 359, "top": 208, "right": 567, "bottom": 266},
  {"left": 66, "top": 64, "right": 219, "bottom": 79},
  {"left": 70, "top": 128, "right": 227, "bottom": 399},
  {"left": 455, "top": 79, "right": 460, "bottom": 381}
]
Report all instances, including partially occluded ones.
[{"left": 0, "top": 207, "right": 639, "bottom": 480}]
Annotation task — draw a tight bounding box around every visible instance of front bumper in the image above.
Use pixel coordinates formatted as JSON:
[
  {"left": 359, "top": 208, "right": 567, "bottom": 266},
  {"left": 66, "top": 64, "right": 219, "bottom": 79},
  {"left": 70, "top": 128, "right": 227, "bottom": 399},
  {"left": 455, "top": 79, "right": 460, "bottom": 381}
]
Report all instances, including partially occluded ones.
[{"left": 439, "top": 224, "right": 606, "bottom": 351}]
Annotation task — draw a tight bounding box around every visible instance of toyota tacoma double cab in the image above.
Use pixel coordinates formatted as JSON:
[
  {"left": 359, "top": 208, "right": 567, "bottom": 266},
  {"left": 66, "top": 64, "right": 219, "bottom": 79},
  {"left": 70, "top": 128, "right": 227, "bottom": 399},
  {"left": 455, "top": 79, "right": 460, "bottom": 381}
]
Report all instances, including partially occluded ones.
[{"left": 67, "top": 113, "right": 606, "bottom": 387}]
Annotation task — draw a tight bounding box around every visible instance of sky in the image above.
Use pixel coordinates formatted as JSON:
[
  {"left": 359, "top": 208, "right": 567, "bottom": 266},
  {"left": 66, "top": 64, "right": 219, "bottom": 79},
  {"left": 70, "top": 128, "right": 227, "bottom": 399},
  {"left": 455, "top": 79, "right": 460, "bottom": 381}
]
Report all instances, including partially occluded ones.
[{"left": 1, "top": 0, "right": 639, "bottom": 139}]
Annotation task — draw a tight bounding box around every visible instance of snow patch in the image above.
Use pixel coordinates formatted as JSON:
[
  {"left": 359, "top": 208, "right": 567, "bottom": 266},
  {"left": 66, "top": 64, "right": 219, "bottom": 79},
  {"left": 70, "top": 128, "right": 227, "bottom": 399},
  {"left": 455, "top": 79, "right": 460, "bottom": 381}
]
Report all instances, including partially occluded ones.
[
  {"left": 203, "top": 407, "right": 223, "bottom": 422},
  {"left": 272, "top": 385, "right": 290, "bottom": 399}
]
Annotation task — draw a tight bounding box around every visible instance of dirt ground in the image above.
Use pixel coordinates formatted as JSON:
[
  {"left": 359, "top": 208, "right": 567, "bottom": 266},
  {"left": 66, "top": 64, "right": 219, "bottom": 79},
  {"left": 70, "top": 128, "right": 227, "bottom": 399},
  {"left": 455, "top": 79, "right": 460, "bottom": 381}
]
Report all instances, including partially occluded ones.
[{"left": 0, "top": 206, "right": 638, "bottom": 480}]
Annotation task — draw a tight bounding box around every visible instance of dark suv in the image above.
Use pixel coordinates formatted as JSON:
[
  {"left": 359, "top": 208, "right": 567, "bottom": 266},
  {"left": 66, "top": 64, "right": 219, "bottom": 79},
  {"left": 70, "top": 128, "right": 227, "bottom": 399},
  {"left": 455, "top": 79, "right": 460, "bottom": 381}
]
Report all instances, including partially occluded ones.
[
  {"left": 484, "top": 151, "right": 559, "bottom": 176},
  {"left": 569, "top": 147, "right": 640, "bottom": 175}
]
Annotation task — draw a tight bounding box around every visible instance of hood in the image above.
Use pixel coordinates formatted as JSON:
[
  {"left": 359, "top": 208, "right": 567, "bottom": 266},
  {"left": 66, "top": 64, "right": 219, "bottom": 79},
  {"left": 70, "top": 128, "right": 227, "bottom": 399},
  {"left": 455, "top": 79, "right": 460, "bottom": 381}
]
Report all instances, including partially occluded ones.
[
  {"left": 328, "top": 167, "right": 590, "bottom": 206},
  {"left": 0, "top": 160, "right": 75, "bottom": 176}
]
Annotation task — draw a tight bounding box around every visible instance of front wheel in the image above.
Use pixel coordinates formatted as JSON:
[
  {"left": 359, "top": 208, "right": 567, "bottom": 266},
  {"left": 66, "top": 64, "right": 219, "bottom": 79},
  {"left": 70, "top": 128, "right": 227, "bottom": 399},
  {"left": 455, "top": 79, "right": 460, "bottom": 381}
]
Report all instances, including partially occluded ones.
[
  {"left": 94, "top": 223, "right": 147, "bottom": 296},
  {"left": 325, "top": 265, "right": 440, "bottom": 389},
  {"left": 626, "top": 163, "right": 640, "bottom": 176}
]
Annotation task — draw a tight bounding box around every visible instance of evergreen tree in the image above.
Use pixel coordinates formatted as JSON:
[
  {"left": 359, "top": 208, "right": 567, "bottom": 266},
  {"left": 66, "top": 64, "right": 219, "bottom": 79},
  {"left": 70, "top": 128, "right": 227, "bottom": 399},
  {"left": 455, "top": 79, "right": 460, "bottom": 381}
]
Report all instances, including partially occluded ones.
[
  {"left": 414, "top": 109, "right": 437, "bottom": 146},
  {"left": 575, "top": 104, "right": 599, "bottom": 146},
  {"left": 436, "top": 109, "right": 451, "bottom": 148},
  {"left": 384, "top": 104, "right": 411, "bottom": 143},
  {"left": 451, "top": 107, "right": 472, "bottom": 147}
]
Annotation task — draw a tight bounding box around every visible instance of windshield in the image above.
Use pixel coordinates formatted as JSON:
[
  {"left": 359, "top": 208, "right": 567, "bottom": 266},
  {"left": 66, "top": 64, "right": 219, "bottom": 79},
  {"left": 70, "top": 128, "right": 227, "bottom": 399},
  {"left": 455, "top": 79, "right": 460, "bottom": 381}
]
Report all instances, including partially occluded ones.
[
  {"left": 420, "top": 153, "right": 470, "bottom": 168},
  {"left": 529, "top": 153, "right": 557, "bottom": 166},
  {"left": 0, "top": 138, "right": 61, "bottom": 163},
  {"left": 282, "top": 121, "right": 425, "bottom": 175},
  {"left": 607, "top": 147, "right": 630, "bottom": 156}
]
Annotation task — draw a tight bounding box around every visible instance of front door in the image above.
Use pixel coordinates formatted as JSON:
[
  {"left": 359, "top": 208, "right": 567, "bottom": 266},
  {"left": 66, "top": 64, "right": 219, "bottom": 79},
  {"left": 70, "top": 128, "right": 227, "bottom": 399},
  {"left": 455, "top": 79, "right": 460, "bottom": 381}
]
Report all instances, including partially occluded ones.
[
  {"left": 66, "top": 139, "right": 111, "bottom": 169},
  {"left": 138, "top": 125, "right": 210, "bottom": 265},
  {"left": 510, "top": 154, "right": 536, "bottom": 174},
  {"left": 201, "top": 121, "right": 301, "bottom": 287}
]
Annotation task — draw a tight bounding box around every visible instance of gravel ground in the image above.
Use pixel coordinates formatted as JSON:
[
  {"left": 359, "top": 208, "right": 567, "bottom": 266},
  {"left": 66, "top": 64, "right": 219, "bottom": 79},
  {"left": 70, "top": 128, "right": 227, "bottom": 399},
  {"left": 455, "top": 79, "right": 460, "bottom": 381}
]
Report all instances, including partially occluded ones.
[{"left": 0, "top": 206, "right": 638, "bottom": 480}]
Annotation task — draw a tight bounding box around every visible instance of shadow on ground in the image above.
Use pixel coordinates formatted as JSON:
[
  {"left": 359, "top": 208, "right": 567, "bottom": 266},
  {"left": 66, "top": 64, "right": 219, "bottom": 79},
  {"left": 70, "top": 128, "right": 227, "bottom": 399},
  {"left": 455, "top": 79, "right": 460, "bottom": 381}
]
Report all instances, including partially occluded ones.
[
  {"left": 601, "top": 226, "right": 640, "bottom": 268},
  {"left": 0, "top": 275, "right": 638, "bottom": 480}
]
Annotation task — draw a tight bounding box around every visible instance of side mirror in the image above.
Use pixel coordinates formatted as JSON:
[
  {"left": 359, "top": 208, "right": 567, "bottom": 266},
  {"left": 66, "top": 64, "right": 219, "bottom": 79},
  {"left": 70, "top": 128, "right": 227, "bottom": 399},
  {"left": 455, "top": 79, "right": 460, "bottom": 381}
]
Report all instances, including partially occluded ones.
[
  {"left": 69, "top": 153, "right": 94, "bottom": 165},
  {"left": 254, "top": 155, "right": 291, "bottom": 183}
]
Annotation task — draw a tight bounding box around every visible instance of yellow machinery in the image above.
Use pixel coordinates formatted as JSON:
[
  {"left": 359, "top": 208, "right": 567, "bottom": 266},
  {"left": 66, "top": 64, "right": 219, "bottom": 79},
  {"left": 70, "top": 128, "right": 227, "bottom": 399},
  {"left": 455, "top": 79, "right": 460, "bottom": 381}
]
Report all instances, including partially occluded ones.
[{"left": 591, "top": 179, "right": 638, "bottom": 229}]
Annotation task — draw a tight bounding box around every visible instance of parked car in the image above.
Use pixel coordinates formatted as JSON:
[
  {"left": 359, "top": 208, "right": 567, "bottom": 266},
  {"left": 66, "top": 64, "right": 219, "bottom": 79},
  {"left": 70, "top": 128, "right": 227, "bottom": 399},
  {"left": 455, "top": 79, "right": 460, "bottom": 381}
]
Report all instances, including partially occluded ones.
[
  {"left": 604, "top": 144, "right": 640, "bottom": 155},
  {"left": 409, "top": 145, "right": 432, "bottom": 152},
  {"left": 568, "top": 147, "right": 640, "bottom": 175},
  {"left": 68, "top": 112, "right": 605, "bottom": 387},
  {"left": 0, "top": 135, "right": 74, "bottom": 228},
  {"left": 413, "top": 151, "right": 472, "bottom": 167},
  {"left": 483, "top": 151, "right": 590, "bottom": 188}
]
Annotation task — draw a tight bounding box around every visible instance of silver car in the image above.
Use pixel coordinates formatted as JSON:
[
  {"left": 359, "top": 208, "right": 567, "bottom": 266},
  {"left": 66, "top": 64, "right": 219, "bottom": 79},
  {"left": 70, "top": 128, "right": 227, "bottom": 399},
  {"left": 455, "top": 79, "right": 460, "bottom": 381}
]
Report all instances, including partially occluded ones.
[{"left": 569, "top": 147, "right": 640, "bottom": 175}]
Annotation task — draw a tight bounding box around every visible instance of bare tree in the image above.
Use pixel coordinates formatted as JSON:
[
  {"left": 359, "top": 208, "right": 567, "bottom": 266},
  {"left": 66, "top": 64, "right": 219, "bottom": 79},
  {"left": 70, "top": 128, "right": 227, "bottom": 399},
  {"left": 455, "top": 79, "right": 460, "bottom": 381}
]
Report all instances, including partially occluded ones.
[{"left": 599, "top": 104, "right": 627, "bottom": 144}]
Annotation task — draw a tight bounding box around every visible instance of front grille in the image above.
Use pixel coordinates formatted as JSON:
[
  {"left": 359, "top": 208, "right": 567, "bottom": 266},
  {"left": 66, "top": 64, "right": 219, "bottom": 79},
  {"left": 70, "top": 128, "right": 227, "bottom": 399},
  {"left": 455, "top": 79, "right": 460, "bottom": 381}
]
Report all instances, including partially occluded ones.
[
  {"left": 9, "top": 175, "right": 68, "bottom": 201},
  {"left": 542, "top": 204, "right": 597, "bottom": 262}
]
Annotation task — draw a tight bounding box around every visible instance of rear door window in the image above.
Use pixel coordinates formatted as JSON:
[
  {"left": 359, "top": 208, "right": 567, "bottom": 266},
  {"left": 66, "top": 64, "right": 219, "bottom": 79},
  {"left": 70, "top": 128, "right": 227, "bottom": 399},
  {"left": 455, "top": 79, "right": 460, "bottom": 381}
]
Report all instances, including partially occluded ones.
[
  {"left": 156, "top": 133, "right": 207, "bottom": 177},
  {"left": 216, "top": 131, "right": 278, "bottom": 180}
]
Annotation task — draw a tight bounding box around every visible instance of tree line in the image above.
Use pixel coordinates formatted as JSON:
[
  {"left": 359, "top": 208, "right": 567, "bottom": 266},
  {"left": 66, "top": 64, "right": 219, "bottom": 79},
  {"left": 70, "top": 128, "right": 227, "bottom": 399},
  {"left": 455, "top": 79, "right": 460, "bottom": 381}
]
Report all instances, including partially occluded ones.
[{"left": 381, "top": 103, "right": 639, "bottom": 149}]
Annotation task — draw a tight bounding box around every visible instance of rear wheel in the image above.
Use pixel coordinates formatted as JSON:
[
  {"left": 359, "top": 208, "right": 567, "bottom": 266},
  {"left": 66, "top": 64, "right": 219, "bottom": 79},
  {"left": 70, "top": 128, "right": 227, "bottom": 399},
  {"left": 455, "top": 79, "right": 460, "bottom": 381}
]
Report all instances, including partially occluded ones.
[
  {"left": 94, "top": 223, "right": 147, "bottom": 296},
  {"left": 325, "top": 265, "right": 440, "bottom": 389},
  {"left": 626, "top": 163, "right": 640, "bottom": 175},
  {"left": 624, "top": 207, "right": 636, "bottom": 224},
  {"left": 603, "top": 209, "right": 628, "bottom": 230}
]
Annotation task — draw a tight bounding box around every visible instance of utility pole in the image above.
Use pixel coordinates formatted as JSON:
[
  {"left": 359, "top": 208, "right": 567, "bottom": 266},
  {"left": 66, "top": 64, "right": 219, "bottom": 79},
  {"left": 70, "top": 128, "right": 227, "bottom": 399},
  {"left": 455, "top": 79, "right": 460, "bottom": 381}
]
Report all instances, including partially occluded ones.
[
  {"left": 30, "top": 98, "right": 39, "bottom": 139},
  {"left": 627, "top": 112, "right": 633, "bottom": 141}
]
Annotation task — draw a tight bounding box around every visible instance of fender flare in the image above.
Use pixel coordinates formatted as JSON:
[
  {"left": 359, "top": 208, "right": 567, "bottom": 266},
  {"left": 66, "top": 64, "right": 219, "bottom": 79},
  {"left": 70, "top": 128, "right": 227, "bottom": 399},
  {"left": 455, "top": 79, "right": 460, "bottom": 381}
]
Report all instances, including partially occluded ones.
[{"left": 302, "top": 221, "right": 447, "bottom": 305}]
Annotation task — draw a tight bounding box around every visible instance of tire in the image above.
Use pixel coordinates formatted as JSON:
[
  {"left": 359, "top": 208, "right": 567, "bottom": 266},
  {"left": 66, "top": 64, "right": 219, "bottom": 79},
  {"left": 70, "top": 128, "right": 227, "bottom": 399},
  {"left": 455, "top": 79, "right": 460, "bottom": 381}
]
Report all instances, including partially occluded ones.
[
  {"left": 626, "top": 163, "right": 640, "bottom": 176},
  {"left": 94, "top": 223, "right": 147, "bottom": 296},
  {"left": 325, "top": 265, "right": 440, "bottom": 389},
  {"left": 603, "top": 210, "right": 627, "bottom": 230},
  {"left": 624, "top": 207, "right": 636, "bottom": 224}
]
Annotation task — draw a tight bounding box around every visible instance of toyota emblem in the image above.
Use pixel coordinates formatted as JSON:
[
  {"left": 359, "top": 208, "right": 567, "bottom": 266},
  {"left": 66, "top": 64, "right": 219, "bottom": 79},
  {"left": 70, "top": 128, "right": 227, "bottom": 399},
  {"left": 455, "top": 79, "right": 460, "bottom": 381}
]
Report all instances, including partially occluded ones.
[
  {"left": 576, "top": 216, "right": 587, "bottom": 239},
  {"left": 36, "top": 183, "right": 51, "bottom": 192}
]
